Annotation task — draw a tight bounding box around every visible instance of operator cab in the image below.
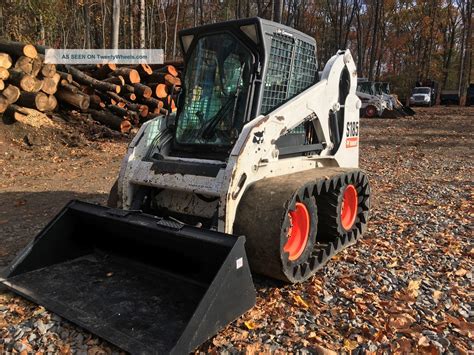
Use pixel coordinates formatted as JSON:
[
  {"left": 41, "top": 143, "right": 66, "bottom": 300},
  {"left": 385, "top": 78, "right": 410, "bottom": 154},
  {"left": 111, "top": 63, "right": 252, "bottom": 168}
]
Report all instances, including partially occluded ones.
[{"left": 169, "top": 17, "right": 319, "bottom": 159}]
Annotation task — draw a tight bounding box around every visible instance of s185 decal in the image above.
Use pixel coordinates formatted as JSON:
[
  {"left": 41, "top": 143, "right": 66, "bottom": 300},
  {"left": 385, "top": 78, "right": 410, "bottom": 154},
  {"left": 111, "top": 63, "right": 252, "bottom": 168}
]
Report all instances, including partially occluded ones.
[{"left": 346, "top": 121, "right": 359, "bottom": 148}]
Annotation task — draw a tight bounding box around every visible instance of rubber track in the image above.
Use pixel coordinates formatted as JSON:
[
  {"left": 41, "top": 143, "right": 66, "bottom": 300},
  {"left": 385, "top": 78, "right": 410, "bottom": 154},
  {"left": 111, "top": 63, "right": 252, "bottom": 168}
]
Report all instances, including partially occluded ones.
[
  {"left": 308, "top": 170, "right": 370, "bottom": 276},
  {"left": 234, "top": 168, "right": 370, "bottom": 283}
]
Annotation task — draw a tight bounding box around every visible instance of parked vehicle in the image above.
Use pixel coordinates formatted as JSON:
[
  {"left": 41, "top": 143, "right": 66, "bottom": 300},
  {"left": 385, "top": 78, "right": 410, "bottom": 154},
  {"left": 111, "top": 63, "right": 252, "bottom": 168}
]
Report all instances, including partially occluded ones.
[
  {"left": 409, "top": 87, "right": 433, "bottom": 106},
  {"left": 357, "top": 80, "right": 387, "bottom": 118},
  {"left": 440, "top": 90, "right": 460, "bottom": 105},
  {"left": 374, "top": 82, "right": 415, "bottom": 116}
]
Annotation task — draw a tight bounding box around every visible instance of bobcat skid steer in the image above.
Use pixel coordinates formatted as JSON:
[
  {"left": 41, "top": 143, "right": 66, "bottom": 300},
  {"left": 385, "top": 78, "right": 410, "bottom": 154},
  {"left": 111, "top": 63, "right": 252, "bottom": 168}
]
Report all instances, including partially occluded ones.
[
  {"left": 1, "top": 18, "right": 370, "bottom": 354},
  {"left": 356, "top": 79, "right": 387, "bottom": 118},
  {"left": 374, "top": 82, "right": 415, "bottom": 117}
]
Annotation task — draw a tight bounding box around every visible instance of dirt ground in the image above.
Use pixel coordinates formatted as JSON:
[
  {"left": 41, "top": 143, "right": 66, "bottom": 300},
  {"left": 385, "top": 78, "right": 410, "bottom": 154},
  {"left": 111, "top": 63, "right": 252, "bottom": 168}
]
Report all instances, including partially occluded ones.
[{"left": 0, "top": 106, "right": 472, "bottom": 354}]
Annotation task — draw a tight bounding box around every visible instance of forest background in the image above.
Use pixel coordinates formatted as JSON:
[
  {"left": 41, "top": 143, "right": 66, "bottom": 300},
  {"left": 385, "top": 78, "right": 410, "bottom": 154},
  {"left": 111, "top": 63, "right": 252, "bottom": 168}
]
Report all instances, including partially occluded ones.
[{"left": 0, "top": 0, "right": 472, "bottom": 102}]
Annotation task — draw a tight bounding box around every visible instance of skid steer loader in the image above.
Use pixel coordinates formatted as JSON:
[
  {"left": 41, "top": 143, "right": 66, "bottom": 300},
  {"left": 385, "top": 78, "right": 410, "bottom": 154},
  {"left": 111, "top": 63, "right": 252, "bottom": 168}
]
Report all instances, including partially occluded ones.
[
  {"left": 1, "top": 18, "right": 370, "bottom": 353},
  {"left": 356, "top": 80, "right": 387, "bottom": 118}
]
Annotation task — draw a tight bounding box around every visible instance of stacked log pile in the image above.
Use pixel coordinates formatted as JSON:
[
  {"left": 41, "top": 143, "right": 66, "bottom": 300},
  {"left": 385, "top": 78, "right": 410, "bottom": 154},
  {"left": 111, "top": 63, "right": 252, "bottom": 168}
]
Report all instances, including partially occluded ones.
[{"left": 0, "top": 40, "right": 182, "bottom": 134}]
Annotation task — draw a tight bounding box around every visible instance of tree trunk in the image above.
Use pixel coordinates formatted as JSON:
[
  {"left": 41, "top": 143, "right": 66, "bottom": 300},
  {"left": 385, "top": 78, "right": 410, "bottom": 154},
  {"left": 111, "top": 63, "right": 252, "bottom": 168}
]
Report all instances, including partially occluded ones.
[
  {"left": 103, "top": 75, "right": 125, "bottom": 86},
  {"left": 122, "top": 93, "right": 137, "bottom": 101},
  {"left": 0, "top": 94, "right": 7, "bottom": 113},
  {"left": 95, "top": 63, "right": 117, "bottom": 79},
  {"left": 56, "top": 88, "right": 91, "bottom": 110},
  {"left": 140, "top": 0, "right": 146, "bottom": 49},
  {"left": 0, "top": 67, "right": 8, "bottom": 80},
  {"left": 2, "top": 104, "right": 31, "bottom": 122},
  {"left": 172, "top": 0, "right": 180, "bottom": 60},
  {"left": 2, "top": 84, "right": 21, "bottom": 104},
  {"left": 57, "top": 71, "right": 73, "bottom": 84},
  {"left": 89, "top": 109, "right": 132, "bottom": 133},
  {"left": 66, "top": 65, "right": 121, "bottom": 93},
  {"left": 40, "top": 63, "right": 57, "bottom": 78},
  {"left": 16, "top": 91, "right": 49, "bottom": 111},
  {"left": 46, "top": 94, "right": 57, "bottom": 111},
  {"left": 41, "top": 78, "right": 58, "bottom": 95},
  {"left": 8, "top": 69, "right": 43, "bottom": 92},
  {"left": 459, "top": 0, "right": 472, "bottom": 105},
  {"left": 112, "top": 0, "right": 121, "bottom": 49},
  {"left": 132, "top": 83, "right": 152, "bottom": 98},
  {"left": 139, "top": 96, "right": 164, "bottom": 110},
  {"left": 368, "top": 0, "right": 380, "bottom": 81},
  {"left": 150, "top": 83, "right": 168, "bottom": 98},
  {"left": 112, "top": 67, "right": 140, "bottom": 83},
  {"left": 0, "top": 41, "right": 37, "bottom": 59},
  {"left": 14, "top": 56, "right": 34, "bottom": 74},
  {"left": 133, "top": 63, "right": 153, "bottom": 77},
  {"left": 273, "top": 0, "right": 283, "bottom": 23},
  {"left": 84, "top": 3, "right": 91, "bottom": 49},
  {"left": 0, "top": 53, "right": 12, "bottom": 68},
  {"left": 89, "top": 94, "right": 105, "bottom": 109},
  {"left": 147, "top": 72, "right": 180, "bottom": 86}
]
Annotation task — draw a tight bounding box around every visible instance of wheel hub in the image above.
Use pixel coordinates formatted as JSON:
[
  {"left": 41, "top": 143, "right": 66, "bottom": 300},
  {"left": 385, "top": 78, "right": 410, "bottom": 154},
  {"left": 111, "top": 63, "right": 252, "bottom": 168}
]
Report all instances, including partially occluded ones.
[
  {"left": 284, "top": 202, "right": 310, "bottom": 261},
  {"left": 341, "top": 184, "right": 358, "bottom": 230}
]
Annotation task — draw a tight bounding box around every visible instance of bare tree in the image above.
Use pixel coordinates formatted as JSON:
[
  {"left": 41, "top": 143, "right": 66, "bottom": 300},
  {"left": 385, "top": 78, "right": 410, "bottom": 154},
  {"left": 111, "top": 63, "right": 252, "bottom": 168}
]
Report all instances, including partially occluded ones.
[
  {"left": 173, "top": 0, "right": 180, "bottom": 60},
  {"left": 112, "top": 0, "right": 120, "bottom": 49},
  {"left": 139, "top": 0, "right": 146, "bottom": 48},
  {"left": 84, "top": 4, "right": 91, "bottom": 49},
  {"left": 274, "top": 0, "right": 283, "bottom": 23},
  {"left": 458, "top": 0, "right": 472, "bottom": 105},
  {"left": 130, "top": 0, "right": 134, "bottom": 49},
  {"left": 368, "top": 0, "right": 381, "bottom": 81}
]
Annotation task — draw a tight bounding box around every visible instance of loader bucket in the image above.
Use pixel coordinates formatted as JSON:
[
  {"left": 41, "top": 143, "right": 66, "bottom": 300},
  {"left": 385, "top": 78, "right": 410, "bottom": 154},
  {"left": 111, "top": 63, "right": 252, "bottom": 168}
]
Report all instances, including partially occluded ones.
[
  {"left": 1, "top": 200, "right": 256, "bottom": 354},
  {"left": 402, "top": 105, "right": 416, "bottom": 115}
]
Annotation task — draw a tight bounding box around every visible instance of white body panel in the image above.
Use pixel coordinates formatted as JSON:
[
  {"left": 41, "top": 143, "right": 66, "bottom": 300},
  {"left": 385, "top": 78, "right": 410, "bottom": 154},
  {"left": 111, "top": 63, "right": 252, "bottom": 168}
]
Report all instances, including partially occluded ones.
[{"left": 117, "top": 50, "right": 361, "bottom": 234}]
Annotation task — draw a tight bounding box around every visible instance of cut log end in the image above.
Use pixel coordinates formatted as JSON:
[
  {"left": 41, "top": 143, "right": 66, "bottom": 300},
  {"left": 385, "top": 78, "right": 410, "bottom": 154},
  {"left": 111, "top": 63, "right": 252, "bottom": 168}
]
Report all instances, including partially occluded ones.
[
  {"left": 0, "top": 53, "right": 13, "bottom": 69},
  {"left": 2, "top": 84, "right": 21, "bottom": 104},
  {"left": 23, "top": 44, "right": 38, "bottom": 58},
  {"left": 0, "top": 94, "right": 8, "bottom": 113}
]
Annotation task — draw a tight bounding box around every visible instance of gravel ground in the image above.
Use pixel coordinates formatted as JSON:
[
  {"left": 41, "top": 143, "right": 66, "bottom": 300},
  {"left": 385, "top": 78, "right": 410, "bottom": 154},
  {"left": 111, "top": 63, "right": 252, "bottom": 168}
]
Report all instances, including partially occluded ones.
[{"left": 0, "top": 106, "right": 473, "bottom": 354}]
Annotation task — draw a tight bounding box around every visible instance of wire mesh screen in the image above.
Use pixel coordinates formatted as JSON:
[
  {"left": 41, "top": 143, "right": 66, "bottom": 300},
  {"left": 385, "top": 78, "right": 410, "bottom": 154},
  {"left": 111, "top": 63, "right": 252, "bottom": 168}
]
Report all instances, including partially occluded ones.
[
  {"left": 289, "top": 40, "right": 318, "bottom": 97},
  {"left": 261, "top": 35, "right": 317, "bottom": 135},
  {"left": 260, "top": 34, "right": 293, "bottom": 115}
]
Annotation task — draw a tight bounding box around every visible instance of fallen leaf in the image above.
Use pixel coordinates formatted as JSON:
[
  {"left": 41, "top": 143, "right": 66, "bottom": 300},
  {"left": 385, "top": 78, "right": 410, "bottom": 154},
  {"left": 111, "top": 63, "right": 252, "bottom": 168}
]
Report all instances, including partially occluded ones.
[
  {"left": 244, "top": 321, "right": 256, "bottom": 330},
  {"left": 33, "top": 306, "right": 46, "bottom": 316},
  {"left": 407, "top": 279, "right": 421, "bottom": 298},
  {"left": 455, "top": 268, "right": 468, "bottom": 276},
  {"left": 432, "top": 290, "right": 442, "bottom": 302},
  {"left": 395, "top": 338, "right": 412, "bottom": 353},
  {"left": 418, "top": 335, "right": 430, "bottom": 347},
  {"left": 343, "top": 339, "right": 359, "bottom": 351},
  {"left": 387, "top": 260, "right": 398, "bottom": 268},
  {"left": 293, "top": 295, "right": 309, "bottom": 309},
  {"left": 313, "top": 344, "right": 337, "bottom": 355},
  {"left": 389, "top": 314, "right": 416, "bottom": 329}
]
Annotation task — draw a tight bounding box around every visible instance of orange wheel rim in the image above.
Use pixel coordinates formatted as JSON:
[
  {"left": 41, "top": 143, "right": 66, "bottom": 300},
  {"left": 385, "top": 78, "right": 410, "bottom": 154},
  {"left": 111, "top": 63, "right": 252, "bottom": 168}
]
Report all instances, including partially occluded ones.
[
  {"left": 341, "top": 185, "right": 358, "bottom": 230},
  {"left": 284, "top": 202, "right": 310, "bottom": 261},
  {"left": 367, "top": 106, "right": 376, "bottom": 117}
]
